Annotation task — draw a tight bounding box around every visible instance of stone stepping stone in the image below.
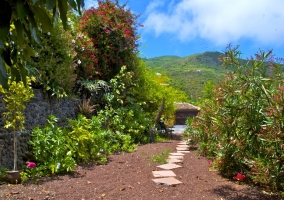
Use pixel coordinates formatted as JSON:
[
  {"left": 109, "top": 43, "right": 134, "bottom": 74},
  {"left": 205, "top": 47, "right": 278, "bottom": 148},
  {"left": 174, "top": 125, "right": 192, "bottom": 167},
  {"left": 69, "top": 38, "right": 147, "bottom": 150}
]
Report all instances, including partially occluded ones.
[
  {"left": 177, "top": 145, "right": 190, "bottom": 148},
  {"left": 157, "top": 163, "right": 182, "bottom": 170},
  {"left": 152, "top": 170, "right": 176, "bottom": 178},
  {"left": 167, "top": 158, "right": 183, "bottom": 163},
  {"left": 169, "top": 152, "right": 185, "bottom": 156},
  {"left": 168, "top": 155, "right": 183, "bottom": 160},
  {"left": 152, "top": 177, "right": 182, "bottom": 186},
  {"left": 177, "top": 150, "right": 190, "bottom": 153},
  {"left": 178, "top": 141, "right": 188, "bottom": 145},
  {"left": 176, "top": 147, "right": 188, "bottom": 151}
]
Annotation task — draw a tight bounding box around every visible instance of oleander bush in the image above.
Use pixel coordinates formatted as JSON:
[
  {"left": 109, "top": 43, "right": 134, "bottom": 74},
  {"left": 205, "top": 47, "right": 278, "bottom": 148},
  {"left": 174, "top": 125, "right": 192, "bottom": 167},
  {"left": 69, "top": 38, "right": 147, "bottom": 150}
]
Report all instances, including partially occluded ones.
[{"left": 191, "top": 45, "right": 284, "bottom": 191}]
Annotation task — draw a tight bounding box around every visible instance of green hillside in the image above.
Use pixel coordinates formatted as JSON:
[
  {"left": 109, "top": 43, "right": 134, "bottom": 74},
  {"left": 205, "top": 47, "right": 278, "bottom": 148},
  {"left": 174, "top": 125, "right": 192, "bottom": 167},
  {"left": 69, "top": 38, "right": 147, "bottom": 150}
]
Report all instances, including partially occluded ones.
[{"left": 143, "top": 51, "right": 232, "bottom": 102}]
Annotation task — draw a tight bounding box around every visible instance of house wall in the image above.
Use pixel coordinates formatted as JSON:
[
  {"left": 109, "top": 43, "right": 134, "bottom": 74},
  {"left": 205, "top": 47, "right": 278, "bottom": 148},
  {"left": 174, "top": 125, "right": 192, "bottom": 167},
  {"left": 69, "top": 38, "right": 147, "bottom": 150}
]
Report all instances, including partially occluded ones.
[
  {"left": 175, "top": 109, "right": 199, "bottom": 125},
  {"left": 0, "top": 89, "right": 79, "bottom": 169}
]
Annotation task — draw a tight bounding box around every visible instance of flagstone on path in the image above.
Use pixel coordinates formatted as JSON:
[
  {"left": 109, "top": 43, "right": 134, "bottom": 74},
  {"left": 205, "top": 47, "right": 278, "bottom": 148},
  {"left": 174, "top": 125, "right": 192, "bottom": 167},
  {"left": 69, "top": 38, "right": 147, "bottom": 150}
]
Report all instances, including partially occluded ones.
[
  {"left": 152, "top": 170, "right": 176, "bottom": 178},
  {"left": 176, "top": 145, "right": 190, "bottom": 148},
  {"left": 167, "top": 158, "right": 183, "bottom": 163},
  {"left": 168, "top": 155, "right": 183, "bottom": 160},
  {"left": 177, "top": 150, "right": 190, "bottom": 153},
  {"left": 152, "top": 177, "right": 183, "bottom": 186},
  {"left": 178, "top": 141, "right": 188, "bottom": 145},
  {"left": 176, "top": 147, "right": 189, "bottom": 151},
  {"left": 157, "top": 163, "right": 182, "bottom": 170},
  {"left": 169, "top": 152, "right": 185, "bottom": 156}
]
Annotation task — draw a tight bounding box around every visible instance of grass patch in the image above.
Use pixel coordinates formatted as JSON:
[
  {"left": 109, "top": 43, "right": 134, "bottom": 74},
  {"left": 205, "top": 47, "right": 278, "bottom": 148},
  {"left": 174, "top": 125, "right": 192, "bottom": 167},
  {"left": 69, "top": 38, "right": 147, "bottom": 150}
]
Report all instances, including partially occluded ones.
[{"left": 148, "top": 149, "right": 171, "bottom": 166}]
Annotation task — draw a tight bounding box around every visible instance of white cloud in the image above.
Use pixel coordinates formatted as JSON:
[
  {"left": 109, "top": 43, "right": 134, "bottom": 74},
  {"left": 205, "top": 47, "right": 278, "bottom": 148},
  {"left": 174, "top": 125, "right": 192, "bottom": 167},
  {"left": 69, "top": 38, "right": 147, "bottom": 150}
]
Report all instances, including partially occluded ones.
[
  {"left": 145, "top": 0, "right": 165, "bottom": 14},
  {"left": 143, "top": 0, "right": 284, "bottom": 46}
]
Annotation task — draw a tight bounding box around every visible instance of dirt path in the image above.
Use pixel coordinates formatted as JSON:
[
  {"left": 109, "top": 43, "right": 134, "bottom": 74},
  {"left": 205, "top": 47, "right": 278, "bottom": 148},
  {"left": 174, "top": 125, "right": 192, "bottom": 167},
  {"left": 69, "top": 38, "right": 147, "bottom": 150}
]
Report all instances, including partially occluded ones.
[{"left": 0, "top": 135, "right": 281, "bottom": 200}]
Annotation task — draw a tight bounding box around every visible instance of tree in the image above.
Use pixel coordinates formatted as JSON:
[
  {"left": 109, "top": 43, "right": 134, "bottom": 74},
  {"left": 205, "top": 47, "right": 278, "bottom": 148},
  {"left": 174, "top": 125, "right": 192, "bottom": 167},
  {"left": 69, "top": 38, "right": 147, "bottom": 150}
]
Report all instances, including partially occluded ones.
[
  {"left": 0, "top": 0, "right": 84, "bottom": 88},
  {"left": 76, "top": 0, "right": 142, "bottom": 81}
]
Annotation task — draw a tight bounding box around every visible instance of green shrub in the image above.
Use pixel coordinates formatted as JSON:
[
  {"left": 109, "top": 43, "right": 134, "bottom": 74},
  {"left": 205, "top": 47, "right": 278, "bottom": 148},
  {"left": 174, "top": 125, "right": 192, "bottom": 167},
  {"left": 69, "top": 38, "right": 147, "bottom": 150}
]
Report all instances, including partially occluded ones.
[
  {"left": 29, "top": 115, "right": 77, "bottom": 175},
  {"left": 27, "top": 23, "right": 76, "bottom": 97},
  {"left": 191, "top": 45, "right": 284, "bottom": 191}
]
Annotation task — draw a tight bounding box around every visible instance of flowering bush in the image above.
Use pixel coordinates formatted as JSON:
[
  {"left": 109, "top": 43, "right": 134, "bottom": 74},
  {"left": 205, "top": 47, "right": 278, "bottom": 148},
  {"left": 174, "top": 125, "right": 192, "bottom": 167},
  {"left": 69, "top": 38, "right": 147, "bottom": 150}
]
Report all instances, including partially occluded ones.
[
  {"left": 191, "top": 45, "right": 284, "bottom": 191},
  {"left": 76, "top": 0, "right": 142, "bottom": 81}
]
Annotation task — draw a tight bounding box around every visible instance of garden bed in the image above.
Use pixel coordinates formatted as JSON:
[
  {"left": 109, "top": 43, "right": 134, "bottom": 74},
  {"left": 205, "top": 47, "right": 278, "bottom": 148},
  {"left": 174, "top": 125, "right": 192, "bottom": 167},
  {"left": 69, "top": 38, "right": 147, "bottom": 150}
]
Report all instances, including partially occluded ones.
[{"left": 0, "top": 135, "right": 280, "bottom": 200}]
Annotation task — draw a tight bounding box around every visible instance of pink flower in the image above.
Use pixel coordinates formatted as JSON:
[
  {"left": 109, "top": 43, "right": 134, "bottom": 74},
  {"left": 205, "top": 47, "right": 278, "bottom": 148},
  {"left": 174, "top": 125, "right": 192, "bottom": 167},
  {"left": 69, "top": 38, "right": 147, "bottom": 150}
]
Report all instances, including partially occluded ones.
[
  {"left": 26, "top": 161, "right": 36, "bottom": 169},
  {"left": 208, "top": 160, "right": 212, "bottom": 165},
  {"left": 233, "top": 173, "right": 247, "bottom": 181}
]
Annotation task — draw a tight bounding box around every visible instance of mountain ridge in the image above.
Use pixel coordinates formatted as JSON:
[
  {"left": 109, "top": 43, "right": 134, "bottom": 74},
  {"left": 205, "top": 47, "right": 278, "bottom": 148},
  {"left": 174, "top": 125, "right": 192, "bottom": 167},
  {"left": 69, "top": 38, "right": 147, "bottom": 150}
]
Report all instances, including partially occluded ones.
[{"left": 143, "top": 51, "right": 229, "bottom": 102}]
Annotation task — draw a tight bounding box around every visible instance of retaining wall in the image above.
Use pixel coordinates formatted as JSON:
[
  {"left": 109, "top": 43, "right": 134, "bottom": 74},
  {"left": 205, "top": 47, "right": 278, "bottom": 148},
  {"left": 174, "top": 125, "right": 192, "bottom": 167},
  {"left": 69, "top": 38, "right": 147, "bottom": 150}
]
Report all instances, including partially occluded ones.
[{"left": 0, "top": 89, "right": 79, "bottom": 169}]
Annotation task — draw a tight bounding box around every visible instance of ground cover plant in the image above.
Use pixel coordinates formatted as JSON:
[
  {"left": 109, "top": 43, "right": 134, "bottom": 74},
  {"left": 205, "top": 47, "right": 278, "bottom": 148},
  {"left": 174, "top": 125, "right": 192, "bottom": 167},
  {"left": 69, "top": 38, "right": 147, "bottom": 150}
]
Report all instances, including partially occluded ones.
[{"left": 190, "top": 44, "right": 284, "bottom": 192}]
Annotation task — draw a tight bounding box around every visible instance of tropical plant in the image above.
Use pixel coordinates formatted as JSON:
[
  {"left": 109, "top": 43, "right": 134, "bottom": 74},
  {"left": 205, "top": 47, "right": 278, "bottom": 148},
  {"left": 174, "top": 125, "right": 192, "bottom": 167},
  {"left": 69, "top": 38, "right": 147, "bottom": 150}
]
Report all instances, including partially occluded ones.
[
  {"left": 0, "top": 77, "right": 34, "bottom": 171},
  {"left": 27, "top": 23, "right": 77, "bottom": 97},
  {"left": 0, "top": 0, "right": 83, "bottom": 88},
  {"left": 29, "top": 115, "right": 77, "bottom": 175},
  {"left": 78, "top": 96, "right": 97, "bottom": 118}
]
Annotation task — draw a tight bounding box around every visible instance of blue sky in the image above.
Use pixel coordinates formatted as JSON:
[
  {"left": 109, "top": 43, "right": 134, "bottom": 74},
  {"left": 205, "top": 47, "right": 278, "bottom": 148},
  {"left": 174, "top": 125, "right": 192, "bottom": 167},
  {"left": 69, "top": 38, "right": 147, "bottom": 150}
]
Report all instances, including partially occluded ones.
[{"left": 84, "top": 0, "right": 284, "bottom": 60}]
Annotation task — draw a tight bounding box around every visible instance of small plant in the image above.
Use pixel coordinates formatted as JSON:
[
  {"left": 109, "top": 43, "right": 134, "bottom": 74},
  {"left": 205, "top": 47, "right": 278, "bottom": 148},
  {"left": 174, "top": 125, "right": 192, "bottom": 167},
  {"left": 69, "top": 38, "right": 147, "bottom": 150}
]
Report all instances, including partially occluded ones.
[
  {"left": 78, "top": 96, "right": 97, "bottom": 118},
  {"left": 139, "top": 151, "right": 147, "bottom": 155},
  {"left": 148, "top": 149, "right": 171, "bottom": 165},
  {"left": 0, "top": 168, "right": 8, "bottom": 183},
  {"left": 29, "top": 115, "right": 77, "bottom": 175},
  {"left": 0, "top": 77, "right": 34, "bottom": 172}
]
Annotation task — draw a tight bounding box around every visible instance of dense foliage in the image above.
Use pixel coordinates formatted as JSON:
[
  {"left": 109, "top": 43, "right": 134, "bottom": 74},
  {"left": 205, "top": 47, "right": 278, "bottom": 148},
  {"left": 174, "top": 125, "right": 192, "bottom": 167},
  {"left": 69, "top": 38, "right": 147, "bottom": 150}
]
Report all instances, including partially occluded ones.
[
  {"left": 27, "top": 23, "right": 76, "bottom": 97},
  {"left": 190, "top": 45, "right": 284, "bottom": 191},
  {"left": 75, "top": 0, "right": 142, "bottom": 81},
  {"left": 0, "top": 0, "right": 83, "bottom": 88}
]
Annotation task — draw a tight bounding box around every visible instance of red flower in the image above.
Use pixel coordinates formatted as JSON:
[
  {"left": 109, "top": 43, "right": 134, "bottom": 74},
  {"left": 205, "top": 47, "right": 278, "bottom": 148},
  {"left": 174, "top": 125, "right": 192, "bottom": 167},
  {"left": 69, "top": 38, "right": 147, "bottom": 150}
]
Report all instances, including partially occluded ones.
[
  {"left": 26, "top": 161, "right": 36, "bottom": 169},
  {"left": 233, "top": 173, "right": 248, "bottom": 181}
]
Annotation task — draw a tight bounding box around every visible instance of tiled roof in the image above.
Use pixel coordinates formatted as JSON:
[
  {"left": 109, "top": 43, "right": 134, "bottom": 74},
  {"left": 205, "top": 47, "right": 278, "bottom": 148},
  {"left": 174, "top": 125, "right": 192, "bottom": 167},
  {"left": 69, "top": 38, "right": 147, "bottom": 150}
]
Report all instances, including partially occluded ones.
[{"left": 174, "top": 102, "right": 200, "bottom": 110}]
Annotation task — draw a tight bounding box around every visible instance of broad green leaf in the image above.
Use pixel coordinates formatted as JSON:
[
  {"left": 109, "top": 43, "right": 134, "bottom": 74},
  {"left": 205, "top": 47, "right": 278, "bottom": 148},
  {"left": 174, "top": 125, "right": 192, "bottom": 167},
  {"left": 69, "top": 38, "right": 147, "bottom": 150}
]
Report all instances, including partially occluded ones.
[
  {"left": 46, "top": 0, "right": 56, "bottom": 10},
  {"left": 22, "top": 19, "right": 32, "bottom": 41},
  {"left": 0, "top": 57, "right": 8, "bottom": 89},
  {"left": 0, "top": 27, "right": 9, "bottom": 44},
  {"left": 16, "top": 2, "right": 28, "bottom": 19},
  {"left": 18, "top": 63, "right": 27, "bottom": 85},
  {"left": 10, "top": 66, "right": 21, "bottom": 82},
  {"left": 34, "top": 6, "right": 52, "bottom": 32},
  {"left": 23, "top": 45, "right": 35, "bottom": 60},
  {"left": 26, "top": 6, "right": 37, "bottom": 28},
  {"left": 78, "top": 0, "right": 83, "bottom": 12},
  {"left": 30, "top": 26, "right": 39, "bottom": 43},
  {"left": 68, "top": 0, "right": 77, "bottom": 9},
  {"left": 0, "top": 40, "right": 4, "bottom": 49},
  {"left": 58, "top": 0, "right": 68, "bottom": 29},
  {"left": 14, "top": 20, "right": 25, "bottom": 47}
]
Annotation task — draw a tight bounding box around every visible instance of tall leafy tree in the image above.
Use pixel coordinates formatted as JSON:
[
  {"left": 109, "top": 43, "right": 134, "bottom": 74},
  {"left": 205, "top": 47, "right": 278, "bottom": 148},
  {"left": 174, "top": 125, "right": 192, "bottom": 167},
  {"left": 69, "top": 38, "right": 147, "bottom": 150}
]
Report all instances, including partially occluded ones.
[{"left": 0, "top": 0, "right": 84, "bottom": 88}]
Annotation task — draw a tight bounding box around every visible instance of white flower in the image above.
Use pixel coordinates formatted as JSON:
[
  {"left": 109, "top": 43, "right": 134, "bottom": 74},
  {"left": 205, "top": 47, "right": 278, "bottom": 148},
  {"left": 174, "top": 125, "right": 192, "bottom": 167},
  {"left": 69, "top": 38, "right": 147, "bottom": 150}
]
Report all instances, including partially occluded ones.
[
  {"left": 81, "top": 47, "right": 85, "bottom": 51},
  {"left": 47, "top": 32, "right": 50, "bottom": 35},
  {"left": 78, "top": 60, "right": 81, "bottom": 64},
  {"left": 72, "top": 39, "right": 75, "bottom": 44},
  {"left": 35, "top": 52, "right": 39, "bottom": 57}
]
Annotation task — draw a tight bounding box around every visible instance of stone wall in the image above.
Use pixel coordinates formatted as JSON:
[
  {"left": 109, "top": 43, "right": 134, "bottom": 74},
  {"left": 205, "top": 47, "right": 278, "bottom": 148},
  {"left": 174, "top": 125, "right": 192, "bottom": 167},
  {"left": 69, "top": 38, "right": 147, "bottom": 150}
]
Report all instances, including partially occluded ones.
[{"left": 0, "top": 89, "right": 79, "bottom": 169}]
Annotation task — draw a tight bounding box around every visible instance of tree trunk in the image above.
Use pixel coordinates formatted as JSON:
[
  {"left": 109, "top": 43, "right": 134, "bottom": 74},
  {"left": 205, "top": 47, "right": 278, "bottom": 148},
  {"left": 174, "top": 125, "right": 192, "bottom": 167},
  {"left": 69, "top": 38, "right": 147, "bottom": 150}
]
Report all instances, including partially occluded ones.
[
  {"left": 150, "top": 98, "right": 165, "bottom": 143},
  {"left": 13, "top": 130, "right": 17, "bottom": 171}
]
